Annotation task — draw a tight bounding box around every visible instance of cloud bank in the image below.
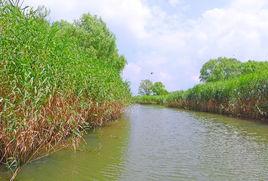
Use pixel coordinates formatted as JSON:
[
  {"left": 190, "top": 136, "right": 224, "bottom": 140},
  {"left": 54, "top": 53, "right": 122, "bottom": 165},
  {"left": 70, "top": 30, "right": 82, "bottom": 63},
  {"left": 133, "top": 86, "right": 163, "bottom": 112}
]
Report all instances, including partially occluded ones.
[{"left": 24, "top": 0, "right": 268, "bottom": 93}]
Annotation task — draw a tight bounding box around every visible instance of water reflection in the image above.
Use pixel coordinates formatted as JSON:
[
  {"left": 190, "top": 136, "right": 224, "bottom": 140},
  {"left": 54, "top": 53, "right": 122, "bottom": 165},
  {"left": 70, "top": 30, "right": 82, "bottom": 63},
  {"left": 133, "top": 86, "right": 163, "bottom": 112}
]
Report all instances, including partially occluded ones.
[
  {"left": 119, "top": 105, "right": 268, "bottom": 181},
  {"left": 2, "top": 105, "right": 268, "bottom": 181},
  {"left": 16, "top": 118, "right": 130, "bottom": 181}
]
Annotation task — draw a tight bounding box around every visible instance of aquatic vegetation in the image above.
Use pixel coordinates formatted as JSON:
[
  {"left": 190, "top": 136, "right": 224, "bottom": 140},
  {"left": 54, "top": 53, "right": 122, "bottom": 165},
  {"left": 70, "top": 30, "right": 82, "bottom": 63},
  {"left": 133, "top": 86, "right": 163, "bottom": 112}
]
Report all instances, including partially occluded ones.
[
  {"left": 0, "top": 0, "right": 131, "bottom": 173},
  {"left": 134, "top": 95, "right": 168, "bottom": 105},
  {"left": 136, "top": 68, "right": 268, "bottom": 121}
]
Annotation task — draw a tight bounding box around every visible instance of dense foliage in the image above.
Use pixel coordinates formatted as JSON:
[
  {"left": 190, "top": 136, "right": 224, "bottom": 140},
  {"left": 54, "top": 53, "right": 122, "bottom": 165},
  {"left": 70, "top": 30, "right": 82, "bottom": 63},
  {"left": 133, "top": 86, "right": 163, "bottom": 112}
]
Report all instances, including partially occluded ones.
[
  {"left": 0, "top": 1, "right": 130, "bottom": 173},
  {"left": 200, "top": 57, "right": 241, "bottom": 82},
  {"left": 138, "top": 79, "right": 153, "bottom": 95},
  {"left": 138, "top": 80, "right": 168, "bottom": 96},
  {"left": 200, "top": 57, "right": 268, "bottom": 82},
  {"left": 135, "top": 95, "right": 167, "bottom": 105},
  {"left": 151, "top": 82, "right": 168, "bottom": 96}
]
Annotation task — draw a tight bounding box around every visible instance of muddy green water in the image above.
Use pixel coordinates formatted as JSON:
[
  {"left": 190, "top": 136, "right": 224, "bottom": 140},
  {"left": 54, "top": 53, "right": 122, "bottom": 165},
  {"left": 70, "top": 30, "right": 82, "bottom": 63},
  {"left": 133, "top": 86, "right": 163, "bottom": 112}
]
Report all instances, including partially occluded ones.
[{"left": 2, "top": 105, "right": 268, "bottom": 180}]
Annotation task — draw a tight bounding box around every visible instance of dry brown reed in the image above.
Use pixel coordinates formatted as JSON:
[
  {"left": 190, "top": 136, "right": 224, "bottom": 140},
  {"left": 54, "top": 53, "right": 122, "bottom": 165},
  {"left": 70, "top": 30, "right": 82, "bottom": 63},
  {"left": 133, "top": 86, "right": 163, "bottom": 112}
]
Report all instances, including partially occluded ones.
[{"left": 0, "top": 94, "right": 124, "bottom": 171}]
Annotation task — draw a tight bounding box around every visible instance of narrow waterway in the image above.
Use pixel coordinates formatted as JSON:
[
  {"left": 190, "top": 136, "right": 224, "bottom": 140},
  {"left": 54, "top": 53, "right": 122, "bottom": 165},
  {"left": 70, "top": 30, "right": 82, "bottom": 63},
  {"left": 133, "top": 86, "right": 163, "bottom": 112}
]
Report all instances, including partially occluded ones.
[{"left": 4, "top": 105, "right": 268, "bottom": 180}]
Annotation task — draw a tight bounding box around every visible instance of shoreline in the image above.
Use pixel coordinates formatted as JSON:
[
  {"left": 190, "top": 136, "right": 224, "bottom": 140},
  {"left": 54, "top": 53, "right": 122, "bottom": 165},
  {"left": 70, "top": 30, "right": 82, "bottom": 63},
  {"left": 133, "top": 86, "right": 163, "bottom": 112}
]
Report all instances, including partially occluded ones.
[{"left": 135, "top": 99, "right": 268, "bottom": 123}]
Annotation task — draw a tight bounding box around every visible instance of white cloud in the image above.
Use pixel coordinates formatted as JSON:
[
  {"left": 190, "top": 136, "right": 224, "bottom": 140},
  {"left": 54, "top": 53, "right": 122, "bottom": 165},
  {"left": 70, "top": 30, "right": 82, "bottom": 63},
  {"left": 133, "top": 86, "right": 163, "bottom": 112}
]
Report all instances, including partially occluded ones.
[
  {"left": 125, "top": 0, "right": 268, "bottom": 93},
  {"left": 167, "top": 0, "right": 181, "bottom": 7},
  {"left": 24, "top": 0, "right": 268, "bottom": 93},
  {"left": 191, "top": 1, "right": 268, "bottom": 60},
  {"left": 25, "top": 0, "right": 151, "bottom": 39},
  {"left": 231, "top": 0, "right": 268, "bottom": 12}
]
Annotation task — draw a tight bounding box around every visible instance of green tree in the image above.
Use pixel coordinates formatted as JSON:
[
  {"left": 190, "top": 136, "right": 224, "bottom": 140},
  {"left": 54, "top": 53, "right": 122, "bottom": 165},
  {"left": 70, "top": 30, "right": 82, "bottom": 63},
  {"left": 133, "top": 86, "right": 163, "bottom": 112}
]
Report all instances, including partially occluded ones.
[
  {"left": 75, "top": 14, "right": 126, "bottom": 72},
  {"left": 138, "top": 79, "right": 153, "bottom": 95},
  {"left": 241, "top": 60, "right": 268, "bottom": 75},
  {"left": 152, "top": 82, "right": 168, "bottom": 95},
  {"left": 200, "top": 57, "right": 242, "bottom": 82}
]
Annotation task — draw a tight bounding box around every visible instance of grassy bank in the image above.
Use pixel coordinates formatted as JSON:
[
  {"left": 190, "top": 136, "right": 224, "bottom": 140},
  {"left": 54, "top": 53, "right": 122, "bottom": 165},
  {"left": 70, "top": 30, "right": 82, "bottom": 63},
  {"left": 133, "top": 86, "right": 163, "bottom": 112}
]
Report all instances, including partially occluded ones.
[
  {"left": 0, "top": 1, "right": 131, "bottom": 173},
  {"left": 135, "top": 71, "right": 268, "bottom": 121}
]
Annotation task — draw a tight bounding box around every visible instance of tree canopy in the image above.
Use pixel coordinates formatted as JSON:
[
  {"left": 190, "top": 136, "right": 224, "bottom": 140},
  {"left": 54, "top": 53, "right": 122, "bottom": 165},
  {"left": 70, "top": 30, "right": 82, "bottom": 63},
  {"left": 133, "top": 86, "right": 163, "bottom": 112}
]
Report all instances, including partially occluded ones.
[
  {"left": 138, "top": 80, "right": 168, "bottom": 96},
  {"left": 138, "top": 79, "right": 153, "bottom": 95},
  {"left": 152, "top": 82, "right": 168, "bottom": 95},
  {"left": 199, "top": 57, "right": 241, "bottom": 82},
  {"left": 54, "top": 14, "right": 126, "bottom": 73},
  {"left": 200, "top": 57, "right": 268, "bottom": 83}
]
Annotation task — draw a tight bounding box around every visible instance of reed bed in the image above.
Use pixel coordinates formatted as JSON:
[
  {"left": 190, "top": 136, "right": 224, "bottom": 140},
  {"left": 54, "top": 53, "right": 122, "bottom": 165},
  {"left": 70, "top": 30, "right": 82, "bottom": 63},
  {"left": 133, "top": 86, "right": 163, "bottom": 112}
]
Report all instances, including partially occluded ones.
[
  {"left": 134, "top": 95, "right": 167, "bottom": 105},
  {"left": 0, "top": 0, "right": 131, "bottom": 173},
  {"left": 135, "top": 71, "right": 268, "bottom": 121}
]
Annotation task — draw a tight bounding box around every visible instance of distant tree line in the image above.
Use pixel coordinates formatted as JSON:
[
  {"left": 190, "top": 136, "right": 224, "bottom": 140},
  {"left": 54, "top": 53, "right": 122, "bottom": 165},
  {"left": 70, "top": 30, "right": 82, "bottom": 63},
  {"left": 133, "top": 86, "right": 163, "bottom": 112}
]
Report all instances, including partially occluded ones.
[{"left": 138, "top": 80, "right": 168, "bottom": 96}]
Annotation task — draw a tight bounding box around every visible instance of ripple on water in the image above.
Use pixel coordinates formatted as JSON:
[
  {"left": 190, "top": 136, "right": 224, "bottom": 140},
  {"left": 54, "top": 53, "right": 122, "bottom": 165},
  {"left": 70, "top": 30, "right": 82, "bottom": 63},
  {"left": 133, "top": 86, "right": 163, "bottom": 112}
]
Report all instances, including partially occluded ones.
[{"left": 4, "top": 105, "right": 268, "bottom": 181}]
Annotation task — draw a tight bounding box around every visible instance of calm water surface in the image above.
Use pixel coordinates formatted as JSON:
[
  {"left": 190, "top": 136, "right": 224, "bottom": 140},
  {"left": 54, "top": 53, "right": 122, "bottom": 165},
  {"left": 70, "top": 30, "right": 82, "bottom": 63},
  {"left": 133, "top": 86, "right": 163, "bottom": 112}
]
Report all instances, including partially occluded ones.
[{"left": 3, "top": 105, "right": 268, "bottom": 180}]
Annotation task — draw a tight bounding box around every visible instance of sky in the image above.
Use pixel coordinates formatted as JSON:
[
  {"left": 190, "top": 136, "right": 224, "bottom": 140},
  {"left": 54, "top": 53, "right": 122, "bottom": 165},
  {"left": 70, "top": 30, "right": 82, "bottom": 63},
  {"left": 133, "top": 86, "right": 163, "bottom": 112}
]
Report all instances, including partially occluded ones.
[{"left": 24, "top": 0, "right": 268, "bottom": 93}]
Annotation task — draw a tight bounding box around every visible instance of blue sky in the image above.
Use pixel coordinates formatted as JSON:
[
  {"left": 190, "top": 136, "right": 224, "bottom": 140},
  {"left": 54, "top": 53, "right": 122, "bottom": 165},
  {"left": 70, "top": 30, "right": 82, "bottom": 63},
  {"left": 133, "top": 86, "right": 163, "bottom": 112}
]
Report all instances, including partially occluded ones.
[{"left": 25, "top": 0, "right": 268, "bottom": 93}]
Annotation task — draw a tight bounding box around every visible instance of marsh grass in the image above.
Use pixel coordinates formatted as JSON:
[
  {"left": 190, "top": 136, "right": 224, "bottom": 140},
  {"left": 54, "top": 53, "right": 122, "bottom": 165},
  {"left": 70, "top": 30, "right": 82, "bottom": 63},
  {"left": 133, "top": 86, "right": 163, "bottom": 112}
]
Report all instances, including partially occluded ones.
[
  {"left": 0, "top": 0, "right": 131, "bottom": 176},
  {"left": 135, "top": 71, "right": 268, "bottom": 121}
]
